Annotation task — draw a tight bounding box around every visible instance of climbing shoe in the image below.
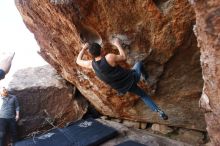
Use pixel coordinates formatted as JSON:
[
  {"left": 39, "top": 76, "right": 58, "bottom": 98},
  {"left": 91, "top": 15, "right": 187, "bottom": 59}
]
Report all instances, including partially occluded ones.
[
  {"left": 142, "top": 73, "right": 149, "bottom": 81},
  {"left": 157, "top": 109, "right": 168, "bottom": 120}
]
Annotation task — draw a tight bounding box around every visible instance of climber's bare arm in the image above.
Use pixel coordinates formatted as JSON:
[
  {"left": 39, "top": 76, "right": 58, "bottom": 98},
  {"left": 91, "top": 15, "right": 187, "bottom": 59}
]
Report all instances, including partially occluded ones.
[
  {"left": 111, "top": 38, "right": 126, "bottom": 61},
  {"left": 76, "top": 43, "right": 92, "bottom": 69},
  {"left": 106, "top": 38, "right": 127, "bottom": 67},
  {"left": 0, "top": 52, "right": 15, "bottom": 79}
]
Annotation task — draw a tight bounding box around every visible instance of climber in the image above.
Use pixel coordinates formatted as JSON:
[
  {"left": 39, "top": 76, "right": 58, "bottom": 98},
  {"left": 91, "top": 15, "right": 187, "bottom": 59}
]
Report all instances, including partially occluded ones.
[
  {"left": 76, "top": 38, "right": 168, "bottom": 120},
  {"left": 0, "top": 52, "right": 15, "bottom": 80}
]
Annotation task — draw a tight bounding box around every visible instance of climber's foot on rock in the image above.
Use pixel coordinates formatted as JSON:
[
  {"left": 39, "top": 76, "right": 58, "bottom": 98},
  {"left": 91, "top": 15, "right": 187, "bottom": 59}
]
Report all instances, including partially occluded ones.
[{"left": 157, "top": 109, "right": 168, "bottom": 120}]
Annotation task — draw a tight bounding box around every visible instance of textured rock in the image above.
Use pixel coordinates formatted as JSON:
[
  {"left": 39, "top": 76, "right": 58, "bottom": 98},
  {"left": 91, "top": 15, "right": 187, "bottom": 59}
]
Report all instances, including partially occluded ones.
[
  {"left": 15, "top": 0, "right": 205, "bottom": 130},
  {"left": 140, "top": 122, "right": 147, "bottom": 129},
  {"left": 122, "top": 119, "right": 141, "bottom": 129},
  {"left": 110, "top": 118, "right": 122, "bottom": 123},
  {"left": 204, "top": 142, "right": 213, "bottom": 146},
  {"left": 151, "top": 124, "right": 173, "bottom": 134},
  {"left": 100, "top": 116, "right": 108, "bottom": 120},
  {"left": 8, "top": 65, "right": 88, "bottom": 138},
  {"left": 192, "top": 0, "right": 220, "bottom": 145},
  {"left": 98, "top": 119, "right": 191, "bottom": 146},
  {"left": 175, "top": 129, "right": 205, "bottom": 145}
]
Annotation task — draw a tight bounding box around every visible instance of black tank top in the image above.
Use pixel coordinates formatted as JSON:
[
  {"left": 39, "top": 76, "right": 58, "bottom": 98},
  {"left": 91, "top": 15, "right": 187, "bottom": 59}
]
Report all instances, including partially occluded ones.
[{"left": 92, "top": 57, "right": 135, "bottom": 93}]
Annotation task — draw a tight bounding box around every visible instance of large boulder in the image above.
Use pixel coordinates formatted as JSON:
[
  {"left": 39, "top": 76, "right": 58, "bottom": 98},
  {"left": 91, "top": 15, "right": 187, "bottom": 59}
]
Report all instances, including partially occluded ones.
[
  {"left": 15, "top": 0, "right": 205, "bottom": 130},
  {"left": 8, "top": 65, "right": 88, "bottom": 138},
  {"left": 192, "top": 0, "right": 220, "bottom": 145}
]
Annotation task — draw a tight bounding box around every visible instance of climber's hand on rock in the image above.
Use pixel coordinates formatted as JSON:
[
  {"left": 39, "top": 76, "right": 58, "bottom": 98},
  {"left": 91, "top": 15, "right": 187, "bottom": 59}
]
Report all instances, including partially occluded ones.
[
  {"left": 111, "top": 37, "right": 121, "bottom": 48},
  {"left": 82, "top": 43, "right": 89, "bottom": 50}
]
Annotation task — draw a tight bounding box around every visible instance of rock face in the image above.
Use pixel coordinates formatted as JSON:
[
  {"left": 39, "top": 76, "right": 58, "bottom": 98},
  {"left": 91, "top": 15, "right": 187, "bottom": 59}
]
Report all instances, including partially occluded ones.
[
  {"left": 98, "top": 119, "right": 191, "bottom": 146},
  {"left": 174, "top": 129, "right": 205, "bottom": 145},
  {"left": 151, "top": 124, "right": 173, "bottom": 135},
  {"left": 192, "top": 0, "right": 220, "bottom": 145},
  {"left": 15, "top": 0, "right": 205, "bottom": 130},
  {"left": 8, "top": 65, "right": 88, "bottom": 138}
]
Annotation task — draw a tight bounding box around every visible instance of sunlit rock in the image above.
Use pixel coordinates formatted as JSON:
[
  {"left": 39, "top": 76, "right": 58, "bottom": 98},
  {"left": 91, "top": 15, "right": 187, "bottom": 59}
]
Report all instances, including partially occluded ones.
[{"left": 9, "top": 65, "right": 88, "bottom": 138}]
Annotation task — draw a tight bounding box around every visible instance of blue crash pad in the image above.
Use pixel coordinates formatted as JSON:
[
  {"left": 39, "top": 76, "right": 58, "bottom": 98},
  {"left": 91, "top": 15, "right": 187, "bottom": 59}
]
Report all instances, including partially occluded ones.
[
  {"left": 116, "top": 140, "right": 146, "bottom": 146},
  {"left": 15, "top": 118, "right": 118, "bottom": 146}
]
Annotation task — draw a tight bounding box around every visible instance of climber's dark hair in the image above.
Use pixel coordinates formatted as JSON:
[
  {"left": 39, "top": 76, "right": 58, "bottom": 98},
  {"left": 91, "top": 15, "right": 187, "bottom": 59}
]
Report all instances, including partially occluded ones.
[{"left": 89, "top": 43, "right": 101, "bottom": 58}]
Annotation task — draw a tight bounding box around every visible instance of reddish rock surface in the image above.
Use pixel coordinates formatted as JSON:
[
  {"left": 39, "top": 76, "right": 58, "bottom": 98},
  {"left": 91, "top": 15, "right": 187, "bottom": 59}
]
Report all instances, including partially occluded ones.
[
  {"left": 193, "top": 0, "right": 220, "bottom": 145},
  {"left": 8, "top": 65, "right": 88, "bottom": 138},
  {"left": 15, "top": 0, "right": 205, "bottom": 130}
]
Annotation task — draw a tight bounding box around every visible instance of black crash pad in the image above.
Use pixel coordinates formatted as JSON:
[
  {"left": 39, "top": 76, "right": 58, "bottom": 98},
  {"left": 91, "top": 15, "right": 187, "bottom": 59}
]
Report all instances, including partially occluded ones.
[
  {"left": 15, "top": 118, "right": 118, "bottom": 146},
  {"left": 116, "top": 140, "right": 146, "bottom": 146}
]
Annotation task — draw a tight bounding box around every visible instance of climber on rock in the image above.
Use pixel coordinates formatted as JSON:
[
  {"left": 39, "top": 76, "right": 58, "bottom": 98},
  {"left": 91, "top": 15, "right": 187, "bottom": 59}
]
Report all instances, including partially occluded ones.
[
  {"left": 76, "top": 38, "right": 168, "bottom": 120},
  {"left": 0, "top": 52, "right": 15, "bottom": 80}
]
